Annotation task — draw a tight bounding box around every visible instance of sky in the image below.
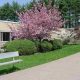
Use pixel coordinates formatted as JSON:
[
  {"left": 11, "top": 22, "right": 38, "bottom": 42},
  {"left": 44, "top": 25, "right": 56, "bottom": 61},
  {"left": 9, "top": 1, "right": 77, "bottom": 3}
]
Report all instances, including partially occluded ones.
[{"left": 0, "top": 0, "right": 32, "bottom": 6}]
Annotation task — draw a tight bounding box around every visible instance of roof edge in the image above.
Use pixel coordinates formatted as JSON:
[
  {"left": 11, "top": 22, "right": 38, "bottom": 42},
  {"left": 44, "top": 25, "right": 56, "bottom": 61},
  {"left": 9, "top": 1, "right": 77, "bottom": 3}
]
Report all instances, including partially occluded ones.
[{"left": 0, "top": 20, "right": 19, "bottom": 24}]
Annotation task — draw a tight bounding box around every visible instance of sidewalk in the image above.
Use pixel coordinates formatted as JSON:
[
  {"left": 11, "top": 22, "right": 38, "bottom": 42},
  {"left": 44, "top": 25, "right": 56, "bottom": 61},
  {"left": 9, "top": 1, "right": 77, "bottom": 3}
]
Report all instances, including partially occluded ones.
[{"left": 0, "top": 52, "right": 80, "bottom": 80}]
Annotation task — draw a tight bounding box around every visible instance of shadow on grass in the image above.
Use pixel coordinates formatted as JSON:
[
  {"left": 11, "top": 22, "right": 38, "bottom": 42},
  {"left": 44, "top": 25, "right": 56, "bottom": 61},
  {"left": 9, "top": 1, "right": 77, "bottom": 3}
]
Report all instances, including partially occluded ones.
[{"left": 0, "top": 66, "right": 20, "bottom": 75}]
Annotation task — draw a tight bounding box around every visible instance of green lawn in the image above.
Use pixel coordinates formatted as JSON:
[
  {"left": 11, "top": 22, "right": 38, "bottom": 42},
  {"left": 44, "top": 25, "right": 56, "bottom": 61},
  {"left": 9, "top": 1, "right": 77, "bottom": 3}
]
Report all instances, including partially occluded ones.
[{"left": 0, "top": 44, "right": 80, "bottom": 75}]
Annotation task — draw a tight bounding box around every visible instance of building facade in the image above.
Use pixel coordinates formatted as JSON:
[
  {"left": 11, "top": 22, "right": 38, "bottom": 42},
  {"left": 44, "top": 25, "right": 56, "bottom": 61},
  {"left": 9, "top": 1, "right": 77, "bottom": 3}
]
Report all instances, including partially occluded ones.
[{"left": 0, "top": 20, "right": 19, "bottom": 47}]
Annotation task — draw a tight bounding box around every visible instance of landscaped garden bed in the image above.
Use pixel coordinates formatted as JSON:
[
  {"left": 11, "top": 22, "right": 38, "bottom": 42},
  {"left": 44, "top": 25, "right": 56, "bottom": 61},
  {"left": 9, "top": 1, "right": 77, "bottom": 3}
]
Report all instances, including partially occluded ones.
[{"left": 0, "top": 44, "right": 80, "bottom": 75}]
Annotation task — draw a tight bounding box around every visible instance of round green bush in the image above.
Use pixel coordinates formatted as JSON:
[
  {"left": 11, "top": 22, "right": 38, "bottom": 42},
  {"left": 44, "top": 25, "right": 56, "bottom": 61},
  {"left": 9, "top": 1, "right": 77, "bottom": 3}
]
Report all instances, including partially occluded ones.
[
  {"left": 50, "top": 39, "right": 63, "bottom": 50},
  {"left": 41, "top": 41, "right": 53, "bottom": 52},
  {"left": 34, "top": 40, "right": 41, "bottom": 52},
  {"left": 4, "top": 39, "right": 37, "bottom": 55}
]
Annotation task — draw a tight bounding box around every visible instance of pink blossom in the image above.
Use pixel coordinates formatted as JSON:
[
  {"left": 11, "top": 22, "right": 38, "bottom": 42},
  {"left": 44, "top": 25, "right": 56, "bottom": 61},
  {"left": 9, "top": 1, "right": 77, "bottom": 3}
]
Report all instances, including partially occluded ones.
[{"left": 11, "top": 3, "right": 64, "bottom": 40}]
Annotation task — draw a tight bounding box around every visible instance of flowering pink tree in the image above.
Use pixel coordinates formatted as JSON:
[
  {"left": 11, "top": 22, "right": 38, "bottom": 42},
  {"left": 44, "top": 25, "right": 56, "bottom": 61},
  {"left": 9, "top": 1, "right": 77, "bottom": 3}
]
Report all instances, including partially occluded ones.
[{"left": 11, "top": 3, "right": 64, "bottom": 41}]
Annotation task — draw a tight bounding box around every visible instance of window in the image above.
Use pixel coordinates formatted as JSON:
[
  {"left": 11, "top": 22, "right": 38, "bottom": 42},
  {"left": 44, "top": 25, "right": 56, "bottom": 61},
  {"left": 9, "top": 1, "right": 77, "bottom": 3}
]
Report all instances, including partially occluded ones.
[{"left": 1, "top": 32, "right": 10, "bottom": 41}]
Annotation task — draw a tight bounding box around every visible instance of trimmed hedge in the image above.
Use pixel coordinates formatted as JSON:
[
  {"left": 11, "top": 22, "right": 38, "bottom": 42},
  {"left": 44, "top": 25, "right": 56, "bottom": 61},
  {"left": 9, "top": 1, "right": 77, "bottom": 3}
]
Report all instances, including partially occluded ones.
[
  {"left": 4, "top": 39, "right": 37, "bottom": 55},
  {"left": 34, "top": 40, "right": 41, "bottom": 52},
  {"left": 50, "top": 39, "right": 63, "bottom": 50},
  {"left": 41, "top": 41, "right": 53, "bottom": 52}
]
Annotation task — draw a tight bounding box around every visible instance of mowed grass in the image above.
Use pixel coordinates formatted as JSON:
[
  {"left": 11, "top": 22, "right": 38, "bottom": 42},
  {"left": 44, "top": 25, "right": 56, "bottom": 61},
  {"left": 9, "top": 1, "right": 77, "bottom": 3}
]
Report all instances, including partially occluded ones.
[{"left": 0, "top": 44, "right": 80, "bottom": 75}]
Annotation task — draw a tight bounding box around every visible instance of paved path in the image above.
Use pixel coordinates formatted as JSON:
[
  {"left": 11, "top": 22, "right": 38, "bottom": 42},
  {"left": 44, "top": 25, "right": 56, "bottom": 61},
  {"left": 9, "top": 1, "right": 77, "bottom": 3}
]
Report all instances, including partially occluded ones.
[{"left": 0, "top": 53, "right": 80, "bottom": 80}]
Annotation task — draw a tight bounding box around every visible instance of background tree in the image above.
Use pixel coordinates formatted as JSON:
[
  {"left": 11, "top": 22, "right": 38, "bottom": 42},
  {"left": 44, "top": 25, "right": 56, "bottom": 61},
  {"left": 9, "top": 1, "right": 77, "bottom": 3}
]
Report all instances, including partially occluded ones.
[
  {"left": 0, "top": 3, "right": 13, "bottom": 21},
  {"left": 57, "top": 0, "right": 80, "bottom": 28},
  {"left": 11, "top": 1, "right": 21, "bottom": 21},
  {"left": 0, "top": 2, "right": 21, "bottom": 21},
  {"left": 43, "top": 0, "right": 55, "bottom": 6},
  {"left": 42, "top": 0, "right": 80, "bottom": 28},
  {"left": 25, "top": 2, "right": 33, "bottom": 10},
  {"left": 0, "top": 1, "right": 38, "bottom": 21}
]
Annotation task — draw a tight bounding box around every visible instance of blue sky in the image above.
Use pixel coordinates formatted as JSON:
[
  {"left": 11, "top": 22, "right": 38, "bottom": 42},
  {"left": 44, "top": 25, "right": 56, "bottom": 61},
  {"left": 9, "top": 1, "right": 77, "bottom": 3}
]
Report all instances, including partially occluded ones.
[{"left": 0, "top": 0, "right": 32, "bottom": 6}]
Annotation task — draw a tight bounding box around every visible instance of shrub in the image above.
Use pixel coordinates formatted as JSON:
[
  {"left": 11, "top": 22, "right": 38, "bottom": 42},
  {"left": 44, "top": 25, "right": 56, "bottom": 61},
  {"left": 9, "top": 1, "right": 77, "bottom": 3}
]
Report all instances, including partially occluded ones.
[
  {"left": 40, "top": 41, "right": 53, "bottom": 52},
  {"left": 34, "top": 40, "right": 41, "bottom": 52},
  {"left": 50, "top": 39, "right": 63, "bottom": 50},
  {"left": 4, "top": 39, "right": 37, "bottom": 55},
  {"left": 63, "top": 38, "right": 70, "bottom": 45},
  {"left": 43, "top": 39, "right": 49, "bottom": 42}
]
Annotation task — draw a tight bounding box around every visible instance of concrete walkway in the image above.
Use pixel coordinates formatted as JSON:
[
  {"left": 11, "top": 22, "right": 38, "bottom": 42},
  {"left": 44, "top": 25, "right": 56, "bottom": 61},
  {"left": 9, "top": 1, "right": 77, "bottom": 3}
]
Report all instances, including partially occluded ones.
[{"left": 0, "top": 53, "right": 80, "bottom": 80}]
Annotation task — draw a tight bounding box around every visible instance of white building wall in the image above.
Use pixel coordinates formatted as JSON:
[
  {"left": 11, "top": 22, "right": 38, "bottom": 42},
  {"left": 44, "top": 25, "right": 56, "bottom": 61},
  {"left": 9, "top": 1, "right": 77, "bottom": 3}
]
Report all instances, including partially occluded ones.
[{"left": 0, "top": 32, "right": 1, "bottom": 41}]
